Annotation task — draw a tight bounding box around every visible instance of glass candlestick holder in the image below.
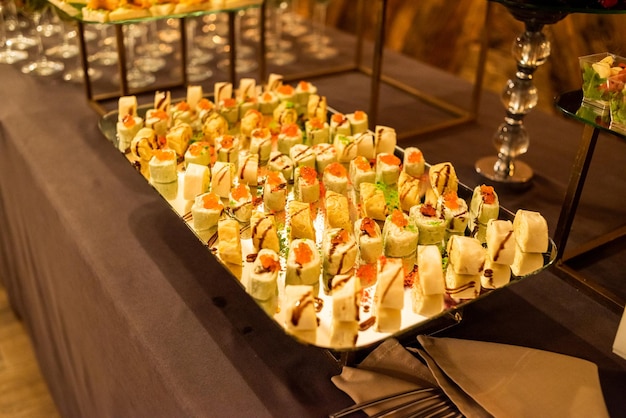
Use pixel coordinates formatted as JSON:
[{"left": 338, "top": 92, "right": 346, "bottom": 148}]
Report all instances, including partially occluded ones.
[{"left": 476, "top": 6, "right": 567, "bottom": 184}]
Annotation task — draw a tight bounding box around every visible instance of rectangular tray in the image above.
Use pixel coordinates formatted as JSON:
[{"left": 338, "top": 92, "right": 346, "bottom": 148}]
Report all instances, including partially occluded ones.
[{"left": 99, "top": 96, "right": 556, "bottom": 352}]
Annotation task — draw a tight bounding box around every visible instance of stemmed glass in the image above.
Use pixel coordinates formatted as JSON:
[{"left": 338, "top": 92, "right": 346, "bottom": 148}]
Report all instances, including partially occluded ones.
[
  {"left": 3, "top": 0, "right": 36, "bottom": 50},
  {"left": 88, "top": 24, "right": 118, "bottom": 66},
  {"left": 134, "top": 21, "right": 167, "bottom": 73},
  {"left": 46, "top": 17, "right": 78, "bottom": 60},
  {"left": 266, "top": 0, "right": 296, "bottom": 66},
  {"left": 216, "top": 10, "right": 257, "bottom": 74},
  {"left": 0, "top": 0, "right": 28, "bottom": 63},
  {"left": 122, "top": 23, "right": 155, "bottom": 88},
  {"left": 304, "top": 0, "right": 337, "bottom": 60},
  {"left": 60, "top": 21, "right": 102, "bottom": 82},
  {"left": 282, "top": 0, "right": 308, "bottom": 37},
  {"left": 20, "top": 1, "right": 64, "bottom": 76},
  {"left": 185, "top": 16, "right": 214, "bottom": 82}
]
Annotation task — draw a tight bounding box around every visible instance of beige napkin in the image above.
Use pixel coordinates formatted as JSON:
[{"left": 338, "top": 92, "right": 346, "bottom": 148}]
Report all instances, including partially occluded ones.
[{"left": 332, "top": 336, "right": 609, "bottom": 418}]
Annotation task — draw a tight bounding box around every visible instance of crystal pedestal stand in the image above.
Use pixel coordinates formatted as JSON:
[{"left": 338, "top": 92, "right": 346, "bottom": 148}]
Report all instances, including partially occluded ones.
[{"left": 476, "top": 8, "right": 567, "bottom": 184}]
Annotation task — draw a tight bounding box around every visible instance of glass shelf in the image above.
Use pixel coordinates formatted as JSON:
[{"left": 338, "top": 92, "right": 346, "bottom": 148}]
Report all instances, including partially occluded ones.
[
  {"left": 556, "top": 89, "right": 626, "bottom": 136},
  {"left": 491, "top": 0, "right": 626, "bottom": 14}
]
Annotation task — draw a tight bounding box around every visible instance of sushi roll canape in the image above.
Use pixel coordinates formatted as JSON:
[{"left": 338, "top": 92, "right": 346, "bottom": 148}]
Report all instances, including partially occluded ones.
[
  {"left": 250, "top": 211, "right": 281, "bottom": 253},
  {"left": 375, "top": 152, "right": 402, "bottom": 186},
  {"left": 295, "top": 166, "right": 320, "bottom": 203},
  {"left": 171, "top": 100, "right": 196, "bottom": 127},
  {"left": 447, "top": 235, "right": 486, "bottom": 276},
  {"left": 275, "top": 83, "right": 296, "bottom": 104},
  {"left": 237, "top": 78, "right": 258, "bottom": 116},
  {"left": 359, "top": 182, "right": 388, "bottom": 221},
  {"left": 429, "top": 162, "right": 459, "bottom": 199},
  {"left": 354, "top": 217, "right": 383, "bottom": 265},
  {"left": 116, "top": 95, "right": 143, "bottom": 153},
  {"left": 438, "top": 190, "right": 469, "bottom": 239},
  {"left": 330, "top": 274, "right": 361, "bottom": 348},
  {"left": 165, "top": 123, "right": 192, "bottom": 158},
  {"left": 211, "top": 161, "right": 234, "bottom": 198},
  {"left": 290, "top": 144, "right": 316, "bottom": 168},
  {"left": 258, "top": 90, "right": 279, "bottom": 116},
  {"left": 246, "top": 248, "right": 280, "bottom": 313},
  {"left": 325, "top": 190, "right": 351, "bottom": 231},
  {"left": 382, "top": 209, "right": 419, "bottom": 267},
  {"left": 403, "top": 147, "right": 425, "bottom": 178},
  {"left": 411, "top": 245, "right": 445, "bottom": 317},
  {"left": 239, "top": 108, "right": 263, "bottom": 140},
  {"left": 305, "top": 117, "right": 330, "bottom": 146},
  {"left": 263, "top": 171, "right": 287, "bottom": 213},
  {"left": 307, "top": 94, "right": 327, "bottom": 121},
  {"left": 238, "top": 153, "right": 259, "bottom": 186},
  {"left": 397, "top": 171, "right": 424, "bottom": 212},
  {"left": 349, "top": 156, "right": 376, "bottom": 194},
  {"left": 485, "top": 219, "right": 515, "bottom": 265},
  {"left": 273, "top": 101, "right": 298, "bottom": 126},
  {"left": 196, "top": 97, "right": 215, "bottom": 125},
  {"left": 333, "top": 134, "right": 357, "bottom": 163},
  {"left": 511, "top": 243, "right": 544, "bottom": 277},
  {"left": 288, "top": 200, "right": 316, "bottom": 241},
  {"left": 513, "top": 209, "right": 549, "bottom": 253},
  {"left": 268, "top": 152, "right": 294, "bottom": 182},
  {"left": 323, "top": 162, "right": 349, "bottom": 195},
  {"left": 409, "top": 203, "right": 446, "bottom": 246},
  {"left": 277, "top": 123, "right": 304, "bottom": 156},
  {"left": 184, "top": 141, "right": 212, "bottom": 167},
  {"left": 313, "top": 143, "right": 337, "bottom": 174},
  {"left": 322, "top": 228, "right": 357, "bottom": 293},
  {"left": 183, "top": 163, "right": 210, "bottom": 200},
  {"left": 217, "top": 218, "right": 242, "bottom": 267},
  {"left": 468, "top": 184, "right": 499, "bottom": 243},
  {"left": 330, "top": 113, "right": 351, "bottom": 138},
  {"left": 229, "top": 183, "right": 253, "bottom": 223},
  {"left": 294, "top": 80, "right": 317, "bottom": 112},
  {"left": 191, "top": 192, "right": 224, "bottom": 232},
  {"left": 149, "top": 149, "right": 178, "bottom": 184},
  {"left": 285, "top": 238, "right": 321, "bottom": 288},
  {"left": 346, "top": 110, "right": 368, "bottom": 135},
  {"left": 284, "top": 285, "right": 317, "bottom": 345},
  {"left": 374, "top": 256, "right": 404, "bottom": 333},
  {"left": 202, "top": 112, "right": 229, "bottom": 145},
  {"left": 445, "top": 268, "right": 481, "bottom": 300},
  {"left": 130, "top": 127, "right": 159, "bottom": 179},
  {"left": 374, "top": 125, "right": 396, "bottom": 155},
  {"left": 250, "top": 127, "right": 272, "bottom": 166},
  {"left": 480, "top": 257, "right": 511, "bottom": 290},
  {"left": 354, "top": 132, "right": 376, "bottom": 160},
  {"left": 215, "top": 134, "right": 239, "bottom": 167}
]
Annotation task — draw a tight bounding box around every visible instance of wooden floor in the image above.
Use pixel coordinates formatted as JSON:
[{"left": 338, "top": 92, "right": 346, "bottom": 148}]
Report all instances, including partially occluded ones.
[{"left": 0, "top": 285, "right": 61, "bottom": 418}]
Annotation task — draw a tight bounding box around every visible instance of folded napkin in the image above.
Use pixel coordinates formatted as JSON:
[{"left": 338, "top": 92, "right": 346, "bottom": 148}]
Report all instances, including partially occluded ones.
[{"left": 332, "top": 336, "right": 609, "bottom": 418}]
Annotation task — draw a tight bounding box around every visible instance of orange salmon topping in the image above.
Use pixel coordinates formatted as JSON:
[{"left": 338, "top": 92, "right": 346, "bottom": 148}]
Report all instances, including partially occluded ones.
[
  {"left": 259, "top": 254, "right": 280, "bottom": 272},
  {"left": 360, "top": 217, "right": 378, "bottom": 237},
  {"left": 420, "top": 203, "right": 437, "bottom": 217},
  {"left": 356, "top": 263, "right": 376, "bottom": 285},
  {"left": 262, "top": 92, "right": 274, "bottom": 102},
  {"left": 354, "top": 110, "right": 366, "bottom": 121},
  {"left": 391, "top": 209, "right": 408, "bottom": 228},
  {"left": 294, "top": 241, "right": 313, "bottom": 265},
  {"left": 188, "top": 141, "right": 210, "bottom": 156},
  {"left": 281, "top": 123, "right": 299, "bottom": 137},
  {"left": 332, "top": 113, "right": 346, "bottom": 124},
  {"left": 253, "top": 128, "right": 270, "bottom": 138},
  {"left": 122, "top": 114, "right": 136, "bottom": 128},
  {"left": 298, "top": 80, "right": 310, "bottom": 91},
  {"left": 277, "top": 84, "right": 294, "bottom": 95},
  {"left": 152, "top": 109, "right": 168, "bottom": 120},
  {"left": 408, "top": 149, "right": 423, "bottom": 163},
  {"left": 201, "top": 193, "right": 223, "bottom": 210},
  {"left": 299, "top": 166, "right": 318, "bottom": 185},
  {"left": 154, "top": 149, "right": 175, "bottom": 161},
  {"left": 197, "top": 98, "right": 213, "bottom": 110},
  {"left": 222, "top": 98, "right": 236, "bottom": 108},
  {"left": 220, "top": 135, "right": 234, "bottom": 149},
  {"left": 354, "top": 156, "right": 372, "bottom": 172},
  {"left": 443, "top": 191, "right": 459, "bottom": 210},
  {"left": 175, "top": 101, "right": 190, "bottom": 111},
  {"left": 380, "top": 154, "right": 401, "bottom": 166},
  {"left": 309, "top": 117, "right": 324, "bottom": 130},
  {"left": 480, "top": 185, "right": 496, "bottom": 205},
  {"left": 326, "top": 162, "right": 347, "bottom": 178},
  {"left": 331, "top": 229, "right": 349, "bottom": 245},
  {"left": 231, "top": 183, "right": 249, "bottom": 201},
  {"left": 266, "top": 171, "right": 283, "bottom": 186}
]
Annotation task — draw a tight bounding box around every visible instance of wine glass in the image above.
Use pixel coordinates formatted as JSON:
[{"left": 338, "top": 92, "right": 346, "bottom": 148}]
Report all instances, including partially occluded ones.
[
  {"left": 60, "top": 21, "right": 102, "bottom": 82},
  {"left": 134, "top": 21, "right": 166, "bottom": 73},
  {"left": 304, "top": 0, "right": 337, "bottom": 60},
  {"left": 88, "top": 24, "right": 118, "bottom": 66},
  {"left": 0, "top": 0, "right": 28, "bottom": 63},
  {"left": 282, "top": 0, "right": 308, "bottom": 37},
  {"left": 46, "top": 17, "right": 78, "bottom": 60},
  {"left": 3, "top": 0, "right": 36, "bottom": 50},
  {"left": 122, "top": 23, "right": 155, "bottom": 88},
  {"left": 20, "top": 1, "right": 64, "bottom": 76},
  {"left": 266, "top": 0, "right": 296, "bottom": 66},
  {"left": 185, "top": 16, "right": 213, "bottom": 82}
]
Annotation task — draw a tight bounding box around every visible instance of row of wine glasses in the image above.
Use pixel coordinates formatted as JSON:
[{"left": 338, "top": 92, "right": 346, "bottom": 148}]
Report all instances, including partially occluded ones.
[{"left": 2, "top": 0, "right": 340, "bottom": 86}]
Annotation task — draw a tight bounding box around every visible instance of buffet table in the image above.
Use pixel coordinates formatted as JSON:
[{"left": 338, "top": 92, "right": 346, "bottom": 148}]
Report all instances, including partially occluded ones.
[{"left": 1, "top": 43, "right": 626, "bottom": 417}]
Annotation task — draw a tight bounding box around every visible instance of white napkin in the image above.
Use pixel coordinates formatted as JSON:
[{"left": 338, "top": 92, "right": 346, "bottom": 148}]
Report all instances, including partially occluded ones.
[{"left": 332, "top": 336, "right": 610, "bottom": 418}]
